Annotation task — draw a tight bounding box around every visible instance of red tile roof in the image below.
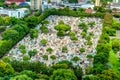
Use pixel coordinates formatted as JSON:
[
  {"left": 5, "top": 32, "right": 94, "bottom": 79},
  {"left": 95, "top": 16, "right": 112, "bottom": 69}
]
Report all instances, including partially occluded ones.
[
  {"left": 85, "top": 8, "right": 92, "bottom": 13},
  {"left": 5, "top": 0, "right": 26, "bottom": 5},
  {"left": 6, "top": 0, "right": 26, "bottom": 2}
]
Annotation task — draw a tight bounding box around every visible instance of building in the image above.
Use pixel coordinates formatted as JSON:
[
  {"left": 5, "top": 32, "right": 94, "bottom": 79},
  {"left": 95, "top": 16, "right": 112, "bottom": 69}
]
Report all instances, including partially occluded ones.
[
  {"left": 30, "top": 0, "right": 42, "bottom": 10},
  {"left": 0, "top": 7, "right": 29, "bottom": 18},
  {"left": 113, "top": 0, "right": 120, "bottom": 3},
  {"left": 81, "top": 4, "right": 94, "bottom": 9},
  {"left": 5, "top": 0, "right": 26, "bottom": 5},
  {"left": 85, "top": 8, "right": 92, "bottom": 13},
  {"left": 95, "top": 0, "right": 100, "bottom": 6},
  {"left": 50, "top": 0, "right": 61, "bottom": 3}
]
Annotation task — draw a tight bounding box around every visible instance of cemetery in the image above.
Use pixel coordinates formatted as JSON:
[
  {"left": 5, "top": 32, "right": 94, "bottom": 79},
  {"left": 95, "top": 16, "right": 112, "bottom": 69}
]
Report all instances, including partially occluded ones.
[{"left": 8, "top": 15, "right": 103, "bottom": 71}]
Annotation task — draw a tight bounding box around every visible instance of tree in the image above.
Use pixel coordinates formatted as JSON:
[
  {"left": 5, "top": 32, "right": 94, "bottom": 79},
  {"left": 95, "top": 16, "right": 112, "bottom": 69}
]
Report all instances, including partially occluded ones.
[
  {"left": 93, "top": 53, "right": 108, "bottom": 64},
  {"left": 41, "top": 20, "right": 49, "bottom": 26},
  {"left": 54, "top": 23, "right": 71, "bottom": 32},
  {"left": 112, "top": 39, "right": 120, "bottom": 53},
  {"left": 82, "top": 75, "right": 99, "bottom": 80},
  {"left": 104, "top": 13, "right": 113, "bottom": 25},
  {"left": 68, "top": 0, "right": 78, "bottom": 3},
  {"left": 72, "top": 66, "right": 83, "bottom": 80},
  {"left": 2, "top": 29, "right": 19, "bottom": 41},
  {"left": 0, "top": 40, "right": 13, "bottom": 57},
  {"left": 9, "top": 2, "right": 17, "bottom": 9},
  {"left": 12, "top": 24, "right": 26, "bottom": 39},
  {"left": 57, "top": 60, "right": 73, "bottom": 68},
  {"left": 25, "top": 16, "right": 38, "bottom": 28},
  {"left": 36, "top": 74, "right": 49, "bottom": 80},
  {"left": 10, "top": 75, "right": 32, "bottom": 80},
  {"left": 0, "top": 60, "right": 14, "bottom": 77},
  {"left": 2, "top": 56, "right": 10, "bottom": 63},
  {"left": 0, "top": 16, "right": 4, "bottom": 26},
  {"left": 19, "top": 44, "right": 26, "bottom": 54},
  {"left": 34, "top": 10, "right": 42, "bottom": 16},
  {"left": 77, "top": 8, "right": 85, "bottom": 13},
  {"left": 93, "top": 63, "right": 105, "bottom": 74},
  {"left": 10, "top": 17, "right": 18, "bottom": 25},
  {"left": 20, "top": 70, "right": 37, "bottom": 79},
  {"left": 50, "top": 69, "right": 77, "bottom": 80},
  {"left": 30, "top": 29, "right": 38, "bottom": 39},
  {"left": 23, "top": 55, "right": 30, "bottom": 61},
  {"left": 4, "top": 16, "right": 11, "bottom": 25},
  {"left": 10, "top": 60, "right": 49, "bottom": 74},
  {"left": 0, "top": 26, "right": 6, "bottom": 32},
  {"left": 97, "top": 69, "right": 120, "bottom": 80},
  {"left": 96, "top": 43, "right": 111, "bottom": 54}
]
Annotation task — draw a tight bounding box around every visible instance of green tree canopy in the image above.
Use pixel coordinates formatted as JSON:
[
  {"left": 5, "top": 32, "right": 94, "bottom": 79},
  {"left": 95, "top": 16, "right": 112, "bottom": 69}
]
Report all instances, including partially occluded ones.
[
  {"left": 10, "top": 75, "right": 33, "bottom": 80},
  {"left": 0, "top": 60, "right": 14, "bottom": 77},
  {"left": 50, "top": 69, "right": 77, "bottom": 80},
  {"left": 2, "top": 29, "right": 19, "bottom": 41}
]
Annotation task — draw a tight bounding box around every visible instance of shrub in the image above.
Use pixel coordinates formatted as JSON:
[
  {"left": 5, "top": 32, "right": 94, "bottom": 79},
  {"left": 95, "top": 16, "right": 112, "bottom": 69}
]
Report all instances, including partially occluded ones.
[
  {"left": 19, "top": 45, "right": 25, "bottom": 50},
  {"left": 2, "top": 56, "right": 10, "bottom": 63},
  {"left": 81, "top": 31, "right": 86, "bottom": 38},
  {"left": 72, "top": 56, "right": 80, "bottom": 62},
  {"left": 30, "top": 29, "right": 38, "bottom": 39},
  {"left": 42, "top": 55, "right": 48, "bottom": 60},
  {"left": 57, "top": 31, "right": 65, "bottom": 37},
  {"left": 21, "top": 49, "right": 27, "bottom": 54},
  {"left": 46, "top": 47, "right": 53, "bottom": 53},
  {"left": 70, "top": 36, "right": 78, "bottom": 41},
  {"left": 0, "top": 26, "right": 6, "bottom": 32},
  {"left": 23, "top": 55, "right": 30, "bottom": 61},
  {"left": 40, "top": 26, "right": 49, "bottom": 33},
  {"left": 62, "top": 46, "right": 68, "bottom": 52},
  {"left": 88, "top": 22, "right": 95, "bottom": 27},
  {"left": 19, "top": 45, "right": 26, "bottom": 54},
  {"left": 28, "top": 49, "right": 38, "bottom": 57},
  {"left": 69, "top": 31, "right": 76, "bottom": 36},
  {"left": 50, "top": 55, "right": 56, "bottom": 60},
  {"left": 79, "top": 48, "right": 85, "bottom": 53},
  {"left": 87, "top": 40, "right": 93, "bottom": 45},
  {"left": 54, "top": 23, "right": 71, "bottom": 32},
  {"left": 40, "top": 39, "right": 47, "bottom": 45},
  {"left": 87, "top": 54, "right": 94, "bottom": 58}
]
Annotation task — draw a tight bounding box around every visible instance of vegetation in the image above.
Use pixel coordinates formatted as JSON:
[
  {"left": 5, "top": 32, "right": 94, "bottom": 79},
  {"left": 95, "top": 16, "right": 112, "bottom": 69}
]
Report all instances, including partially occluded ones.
[
  {"left": 40, "top": 39, "right": 47, "bottom": 45},
  {"left": 0, "top": 6, "right": 120, "bottom": 80}
]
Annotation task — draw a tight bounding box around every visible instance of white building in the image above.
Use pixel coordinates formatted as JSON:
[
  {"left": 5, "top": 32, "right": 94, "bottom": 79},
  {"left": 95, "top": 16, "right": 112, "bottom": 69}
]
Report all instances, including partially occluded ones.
[
  {"left": 113, "top": 0, "right": 120, "bottom": 3},
  {"left": 0, "top": 8, "right": 29, "bottom": 18},
  {"left": 30, "top": 0, "right": 42, "bottom": 10},
  {"left": 95, "top": 0, "right": 100, "bottom": 6},
  {"left": 50, "top": 0, "right": 61, "bottom": 3},
  {"left": 81, "top": 4, "right": 94, "bottom": 9}
]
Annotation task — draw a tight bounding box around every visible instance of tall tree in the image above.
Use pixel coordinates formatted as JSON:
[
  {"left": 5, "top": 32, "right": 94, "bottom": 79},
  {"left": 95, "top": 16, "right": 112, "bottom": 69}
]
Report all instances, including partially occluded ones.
[{"left": 50, "top": 69, "right": 77, "bottom": 80}]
